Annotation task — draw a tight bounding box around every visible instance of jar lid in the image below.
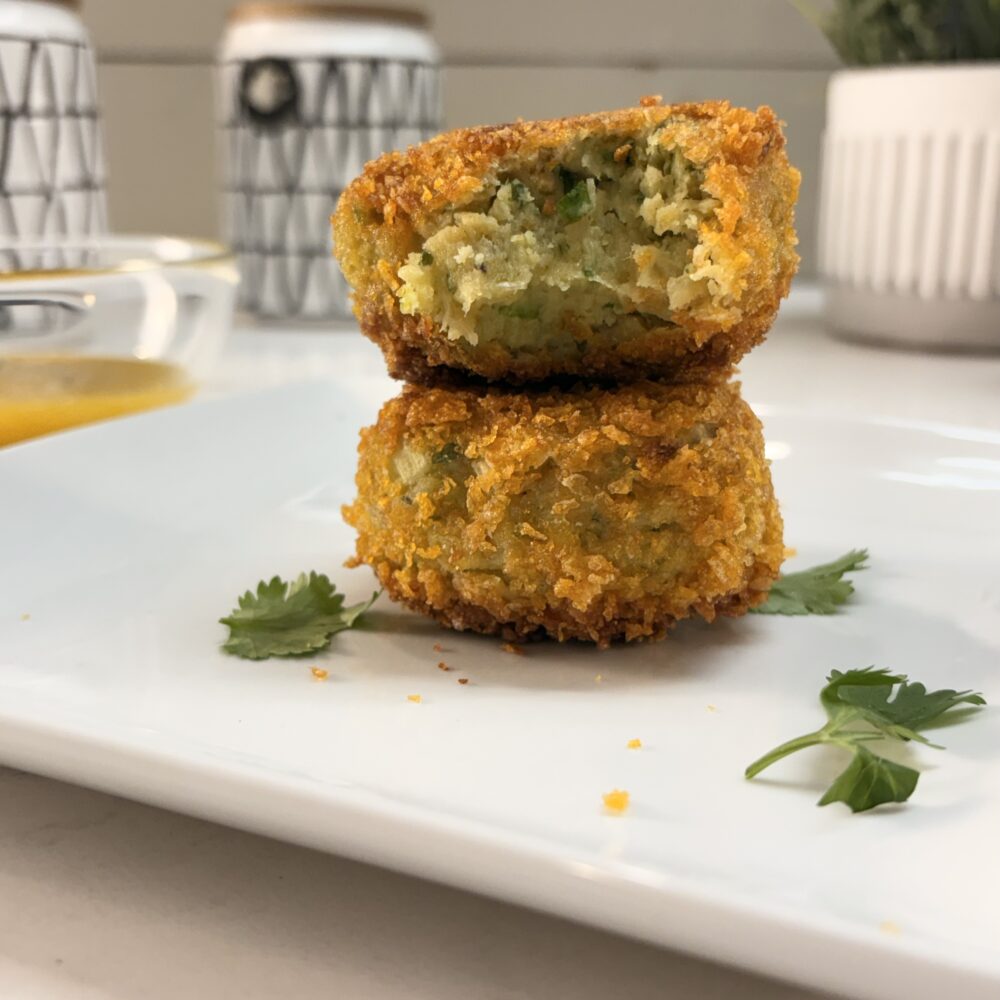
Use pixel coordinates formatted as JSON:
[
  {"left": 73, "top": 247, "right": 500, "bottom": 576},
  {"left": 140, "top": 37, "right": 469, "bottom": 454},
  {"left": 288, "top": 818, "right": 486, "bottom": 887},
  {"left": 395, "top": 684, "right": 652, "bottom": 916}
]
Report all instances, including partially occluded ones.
[{"left": 227, "top": 4, "right": 428, "bottom": 28}]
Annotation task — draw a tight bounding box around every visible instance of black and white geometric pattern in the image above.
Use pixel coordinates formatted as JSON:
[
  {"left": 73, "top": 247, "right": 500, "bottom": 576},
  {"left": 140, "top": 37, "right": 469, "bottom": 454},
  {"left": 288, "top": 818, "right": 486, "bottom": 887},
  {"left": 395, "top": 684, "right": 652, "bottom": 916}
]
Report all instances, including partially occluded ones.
[
  {"left": 0, "top": 32, "right": 107, "bottom": 240},
  {"left": 219, "top": 56, "right": 441, "bottom": 319}
]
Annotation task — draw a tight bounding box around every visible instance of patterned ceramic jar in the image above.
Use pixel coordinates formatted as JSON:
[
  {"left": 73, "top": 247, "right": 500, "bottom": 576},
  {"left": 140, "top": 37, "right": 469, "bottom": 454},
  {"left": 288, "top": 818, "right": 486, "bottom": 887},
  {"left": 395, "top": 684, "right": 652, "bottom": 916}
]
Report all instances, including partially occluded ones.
[
  {"left": 218, "top": 3, "right": 442, "bottom": 321},
  {"left": 0, "top": 0, "right": 107, "bottom": 240},
  {"left": 819, "top": 66, "right": 1000, "bottom": 351}
]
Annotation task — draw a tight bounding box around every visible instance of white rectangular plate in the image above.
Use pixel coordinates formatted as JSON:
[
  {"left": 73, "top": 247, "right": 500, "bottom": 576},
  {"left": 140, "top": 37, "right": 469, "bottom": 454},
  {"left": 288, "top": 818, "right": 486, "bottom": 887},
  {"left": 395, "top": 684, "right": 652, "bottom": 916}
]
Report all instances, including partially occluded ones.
[{"left": 1, "top": 374, "right": 998, "bottom": 1000}]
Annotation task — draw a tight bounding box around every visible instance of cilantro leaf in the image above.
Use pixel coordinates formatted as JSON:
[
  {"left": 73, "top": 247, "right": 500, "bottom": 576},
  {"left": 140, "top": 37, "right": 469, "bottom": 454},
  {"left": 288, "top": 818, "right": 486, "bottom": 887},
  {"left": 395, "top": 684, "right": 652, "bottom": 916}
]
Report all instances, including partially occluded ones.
[
  {"left": 822, "top": 667, "right": 985, "bottom": 745},
  {"left": 220, "top": 572, "right": 379, "bottom": 660},
  {"left": 817, "top": 747, "right": 919, "bottom": 813},
  {"left": 557, "top": 180, "right": 592, "bottom": 222},
  {"left": 745, "top": 667, "right": 986, "bottom": 813},
  {"left": 752, "top": 548, "right": 869, "bottom": 615}
]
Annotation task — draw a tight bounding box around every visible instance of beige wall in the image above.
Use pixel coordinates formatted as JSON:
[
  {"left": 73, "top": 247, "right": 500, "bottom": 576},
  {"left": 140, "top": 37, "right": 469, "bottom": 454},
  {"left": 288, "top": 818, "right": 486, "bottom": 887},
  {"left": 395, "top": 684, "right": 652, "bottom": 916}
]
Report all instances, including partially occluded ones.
[{"left": 90, "top": 1, "right": 834, "bottom": 275}]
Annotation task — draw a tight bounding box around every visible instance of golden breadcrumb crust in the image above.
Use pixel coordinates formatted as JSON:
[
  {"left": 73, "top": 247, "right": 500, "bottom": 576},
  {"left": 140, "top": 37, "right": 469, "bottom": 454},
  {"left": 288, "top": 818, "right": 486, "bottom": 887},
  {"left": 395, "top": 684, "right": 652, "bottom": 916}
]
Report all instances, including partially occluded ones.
[
  {"left": 343, "top": 379, "right": 784, "bottom": 645},
  {"left": 333, "top": 99, "right": 800, "bottom": 385}
]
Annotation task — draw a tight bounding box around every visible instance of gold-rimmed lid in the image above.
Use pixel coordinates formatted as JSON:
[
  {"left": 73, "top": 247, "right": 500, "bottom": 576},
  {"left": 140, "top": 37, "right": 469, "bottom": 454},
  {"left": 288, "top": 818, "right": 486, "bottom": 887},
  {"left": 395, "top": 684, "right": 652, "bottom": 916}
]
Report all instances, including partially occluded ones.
[
  {"left": 227, "top": 4, "right": 428, "bottom": 27},
  {"left": 0, "top": 236, "right": 236, "bottom": 283}
]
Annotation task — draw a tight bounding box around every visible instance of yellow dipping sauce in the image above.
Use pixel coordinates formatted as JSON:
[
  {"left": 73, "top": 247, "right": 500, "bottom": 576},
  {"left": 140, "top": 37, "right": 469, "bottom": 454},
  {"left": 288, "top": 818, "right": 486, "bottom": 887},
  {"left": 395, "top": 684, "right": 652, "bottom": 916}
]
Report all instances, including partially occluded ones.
[{"left": 0, "top": 355, "right": 194, "bottom": 446}]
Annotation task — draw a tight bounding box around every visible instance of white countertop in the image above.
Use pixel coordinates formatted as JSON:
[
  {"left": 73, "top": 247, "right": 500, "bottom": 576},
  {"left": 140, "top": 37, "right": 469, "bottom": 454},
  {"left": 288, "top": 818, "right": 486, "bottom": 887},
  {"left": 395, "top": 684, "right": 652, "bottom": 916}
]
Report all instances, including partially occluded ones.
[{"left": 3, "top": 287, "right": 998, "bottom": 1000}]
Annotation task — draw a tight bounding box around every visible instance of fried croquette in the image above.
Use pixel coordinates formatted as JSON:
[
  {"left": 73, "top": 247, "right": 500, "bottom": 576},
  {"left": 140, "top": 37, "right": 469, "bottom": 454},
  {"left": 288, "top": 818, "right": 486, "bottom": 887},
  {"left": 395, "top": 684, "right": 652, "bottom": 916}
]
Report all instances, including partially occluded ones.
[
  {"left": 333, "top": 99, "right": 800, "bottom": 386},
  {"left": 342, "top": 379, "right": 784, "bottom": 645}
]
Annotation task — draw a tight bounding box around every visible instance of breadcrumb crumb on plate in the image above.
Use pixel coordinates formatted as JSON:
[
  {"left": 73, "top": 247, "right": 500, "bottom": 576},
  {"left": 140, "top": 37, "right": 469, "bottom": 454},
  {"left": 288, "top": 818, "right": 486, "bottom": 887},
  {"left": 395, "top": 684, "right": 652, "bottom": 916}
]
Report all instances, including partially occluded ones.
[
  {"left": 407, "top": 694, "right": 423, "bottom": 703},
  {"left": 627, "top": 738, "right": 642, "bottom": 749},
  {"left": 310, "top": 667, "right": 329, "bottom": 681},
  {"left": 602, "top": 789, "right": 631, "bottom": 814}
]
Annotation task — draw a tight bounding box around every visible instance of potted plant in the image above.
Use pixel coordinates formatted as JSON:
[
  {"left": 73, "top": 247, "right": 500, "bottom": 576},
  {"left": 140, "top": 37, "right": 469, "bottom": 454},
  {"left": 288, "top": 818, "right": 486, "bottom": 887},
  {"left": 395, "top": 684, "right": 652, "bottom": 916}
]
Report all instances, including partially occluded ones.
[{"left": 798, "top": 0, "right": 1000, "bottom": 350}]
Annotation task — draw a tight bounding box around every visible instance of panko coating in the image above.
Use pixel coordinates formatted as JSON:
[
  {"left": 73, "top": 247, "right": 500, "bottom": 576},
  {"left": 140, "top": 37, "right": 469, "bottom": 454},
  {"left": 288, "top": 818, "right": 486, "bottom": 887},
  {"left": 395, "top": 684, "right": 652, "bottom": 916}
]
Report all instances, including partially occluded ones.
[
  {"left": 342, "top": 379, "right": 784, "bottom": 645},
  {"left": 333, "top": 99, "right": 800, "bottom": 386}
]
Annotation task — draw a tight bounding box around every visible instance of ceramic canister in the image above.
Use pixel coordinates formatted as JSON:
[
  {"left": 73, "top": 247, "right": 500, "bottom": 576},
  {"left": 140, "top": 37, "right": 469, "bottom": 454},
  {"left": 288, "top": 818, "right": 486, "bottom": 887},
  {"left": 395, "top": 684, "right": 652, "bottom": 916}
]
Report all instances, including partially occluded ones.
[
  {"left": 819, "top": 65, "right": 1000, "bottom": 351},
  {"left": 218, "top": 3, "right": 442, "bottom": 320},
  {"left": 0, "top": 0, "right": 107, "bottom": 240}
]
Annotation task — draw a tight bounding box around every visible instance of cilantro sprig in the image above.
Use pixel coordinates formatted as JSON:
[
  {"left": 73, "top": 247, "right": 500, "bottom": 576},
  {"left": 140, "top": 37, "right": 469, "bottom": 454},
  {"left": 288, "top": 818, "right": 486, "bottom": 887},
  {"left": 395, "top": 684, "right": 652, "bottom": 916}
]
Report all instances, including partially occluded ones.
[
  {"left": 753, "top": 549, "right": 868, "bottom": 615},
  {"left": 220, "top": 572, "right": 378, "bottom": 660},
  {"left": 746, "top": 668, "right": 986, "bottom": 812}
]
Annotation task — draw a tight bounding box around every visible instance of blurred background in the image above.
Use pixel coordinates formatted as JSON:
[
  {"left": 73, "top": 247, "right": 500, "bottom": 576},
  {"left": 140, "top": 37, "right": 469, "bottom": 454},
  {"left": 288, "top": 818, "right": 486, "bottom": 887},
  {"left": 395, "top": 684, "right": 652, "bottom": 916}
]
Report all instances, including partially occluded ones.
[{"left": 92, "top": 0, "right": 832, "bottom": 278}]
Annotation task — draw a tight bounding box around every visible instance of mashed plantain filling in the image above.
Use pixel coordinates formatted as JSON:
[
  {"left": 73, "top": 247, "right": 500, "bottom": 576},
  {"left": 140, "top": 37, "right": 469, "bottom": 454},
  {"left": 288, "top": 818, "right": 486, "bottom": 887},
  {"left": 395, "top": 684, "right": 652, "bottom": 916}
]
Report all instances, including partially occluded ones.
[{"left": 395, "top": 131, "right": 728, "bottom": 353}]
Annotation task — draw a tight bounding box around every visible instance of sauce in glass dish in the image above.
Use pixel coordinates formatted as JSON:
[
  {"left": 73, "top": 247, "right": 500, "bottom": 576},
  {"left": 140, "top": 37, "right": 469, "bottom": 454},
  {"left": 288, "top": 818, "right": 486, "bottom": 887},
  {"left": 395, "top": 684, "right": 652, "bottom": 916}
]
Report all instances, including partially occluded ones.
[{"left": 0, "top": 355, "right": 194, "bottom": 446}]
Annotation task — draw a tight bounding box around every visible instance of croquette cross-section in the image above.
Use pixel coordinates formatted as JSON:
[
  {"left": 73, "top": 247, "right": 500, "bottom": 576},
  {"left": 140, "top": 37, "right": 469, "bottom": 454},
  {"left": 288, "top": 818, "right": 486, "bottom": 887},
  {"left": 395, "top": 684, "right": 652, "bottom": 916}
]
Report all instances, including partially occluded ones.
[
  {"left": 333, "top": 99, "right": 800, "bottom": 385},
  {"left": 343, "top": 380, "right": 784, "bottom": 645}
]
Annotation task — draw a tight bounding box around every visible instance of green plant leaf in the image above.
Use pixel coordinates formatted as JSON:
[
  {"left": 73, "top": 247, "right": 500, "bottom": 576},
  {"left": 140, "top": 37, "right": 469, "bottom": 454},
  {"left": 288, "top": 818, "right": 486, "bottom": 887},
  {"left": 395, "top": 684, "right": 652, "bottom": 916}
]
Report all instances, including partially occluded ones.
[
  {"left": 745, "top": 666, "right": 986, "bottom": 813},
  {"left": 752, "top": 549, "right": 868, "bottom": 615},
  {"left": 557, "top": 180, "right": 592, "bottom": 222},
  {"left": 799, "top": 0, "right": 1000, "bottom": 66},
  {"left": 220, "top": 572, "right": 379, "bottom": 660},
  {"left": 826, "top": 667, "right": 986, "bottom": 740},
  {"left": 817, "top": 746, "right": 920, "bottom": 813}
]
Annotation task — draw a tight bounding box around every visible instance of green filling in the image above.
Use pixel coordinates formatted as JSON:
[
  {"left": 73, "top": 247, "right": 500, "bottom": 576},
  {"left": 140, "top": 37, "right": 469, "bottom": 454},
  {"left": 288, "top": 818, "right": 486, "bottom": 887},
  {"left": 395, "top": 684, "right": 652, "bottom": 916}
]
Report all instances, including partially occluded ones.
[
  {"left": 557, "top": 180, "right": 593, "bottom": 222},
  {"left": 395, "top": 128, "right": 724, "bottom": 353},
  {"left": 432, "top": 442, "right": 461, "bottom": 464},
  {"left": 497, "top": 302, "right": 542, "bottom": 320}
]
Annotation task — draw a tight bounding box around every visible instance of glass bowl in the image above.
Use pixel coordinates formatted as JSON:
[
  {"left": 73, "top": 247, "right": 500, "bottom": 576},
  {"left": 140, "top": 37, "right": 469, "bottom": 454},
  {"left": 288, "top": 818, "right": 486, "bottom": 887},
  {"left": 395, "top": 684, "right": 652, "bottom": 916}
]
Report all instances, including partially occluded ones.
[{"left": 0, "top": 235, "right": 239, "bottom": 446}]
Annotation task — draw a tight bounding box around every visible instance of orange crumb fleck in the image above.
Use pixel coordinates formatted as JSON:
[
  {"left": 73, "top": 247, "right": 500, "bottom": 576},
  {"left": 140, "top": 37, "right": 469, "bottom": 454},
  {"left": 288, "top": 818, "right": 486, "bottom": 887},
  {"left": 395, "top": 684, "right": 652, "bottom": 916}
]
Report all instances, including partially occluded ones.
[
  {"left": 310, "top": 667, "right": 329, "bottom": 681},
  {"left": 783, "top": 546, "right": 798, "bottom": 559},
  {"left": 407, "top": 694, "right": 422, "bottom": 703},
  {"left": 432, "top": 642, "right": 444, "bottom": 652},
  {"left": 626, "top": 738, "right": 642, "bottom": 750},
  {"left": 457, "top": 678, "right": 469, "bottom": 685},
  {"left": 375, "top": 258, "right": 400, "bottom": 290},
  {"left": 613, "top": 142, "right": 633, "bottom": 162},
  {"left": 602, "top": 789, "right": 630, "bottom": 814},
  {"left": 501, "top": 642, "right": 524, "bottom": 656},
  {"left": 639, "top": 94, "right": 662, "bottom": 107},
  {"left": 879, "top": 920, "right": 901, "bottom": 936},
  {"left": 437, "top": 661, "right": 450, "bottom": 671}
]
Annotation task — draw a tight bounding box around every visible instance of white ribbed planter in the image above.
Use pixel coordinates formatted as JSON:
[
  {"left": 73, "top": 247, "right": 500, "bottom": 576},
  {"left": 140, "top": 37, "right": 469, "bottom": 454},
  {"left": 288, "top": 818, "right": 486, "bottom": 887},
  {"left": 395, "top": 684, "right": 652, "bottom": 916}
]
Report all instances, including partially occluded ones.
[{"left": 819, "top": 64, "right": 1000, "bottom": 350}]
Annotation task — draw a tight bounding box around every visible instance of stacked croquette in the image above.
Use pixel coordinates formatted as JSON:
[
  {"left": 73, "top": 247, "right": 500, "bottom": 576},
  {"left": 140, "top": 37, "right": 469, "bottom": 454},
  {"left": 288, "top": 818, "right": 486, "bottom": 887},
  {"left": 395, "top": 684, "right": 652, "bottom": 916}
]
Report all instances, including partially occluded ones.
[{"left": 334, "top": 99, "right": 800, "bottom": 645}]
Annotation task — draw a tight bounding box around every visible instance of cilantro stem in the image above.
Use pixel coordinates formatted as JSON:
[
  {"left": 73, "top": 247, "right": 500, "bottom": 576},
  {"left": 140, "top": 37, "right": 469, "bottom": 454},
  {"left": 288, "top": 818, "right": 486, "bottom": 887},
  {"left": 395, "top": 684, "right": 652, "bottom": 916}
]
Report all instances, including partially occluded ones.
[
  {"left": 744, "top": 730, "right": 826, "bottom": 778},
  {"left": 744, "top": 720, "right": 888, "bottom": 778}
]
